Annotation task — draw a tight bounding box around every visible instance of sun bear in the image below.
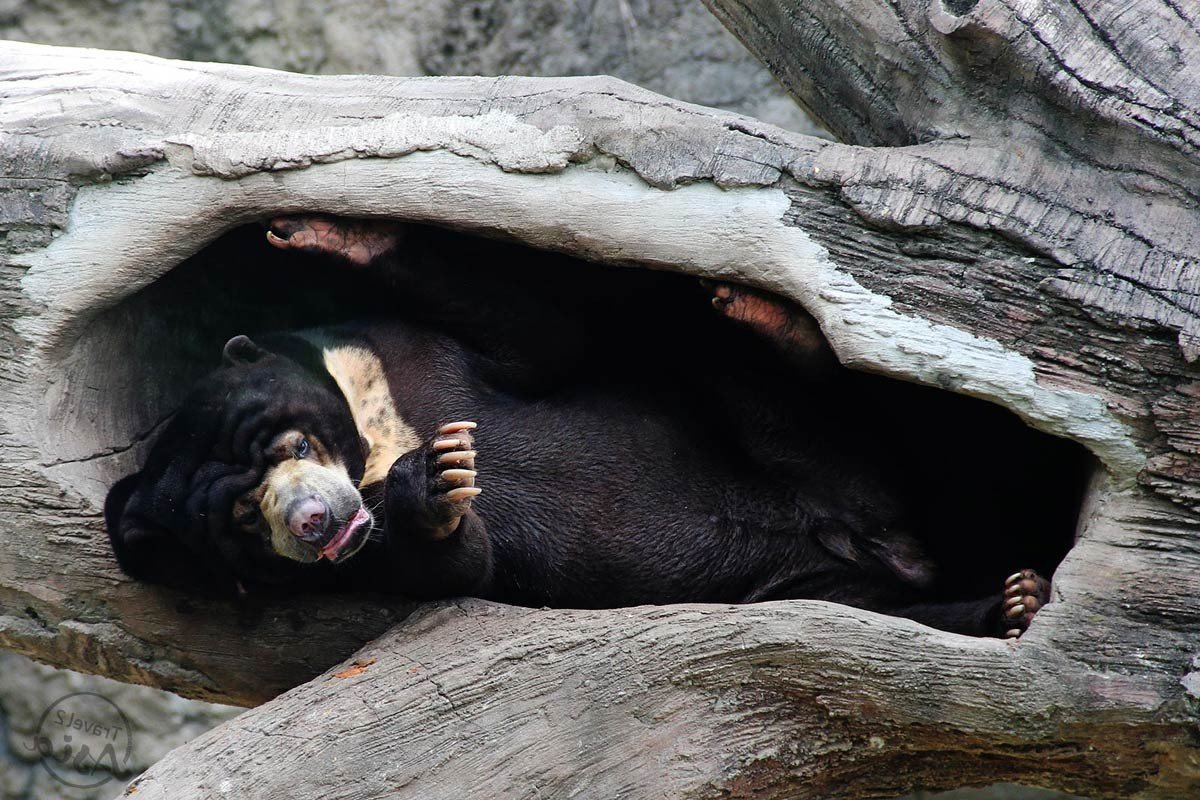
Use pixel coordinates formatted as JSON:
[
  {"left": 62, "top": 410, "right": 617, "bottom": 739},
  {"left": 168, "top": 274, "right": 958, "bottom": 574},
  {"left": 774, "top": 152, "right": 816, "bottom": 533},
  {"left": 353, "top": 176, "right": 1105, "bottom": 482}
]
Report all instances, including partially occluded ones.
[{"left": 104, "top": 214, "right": 1060, "bottom": 638}]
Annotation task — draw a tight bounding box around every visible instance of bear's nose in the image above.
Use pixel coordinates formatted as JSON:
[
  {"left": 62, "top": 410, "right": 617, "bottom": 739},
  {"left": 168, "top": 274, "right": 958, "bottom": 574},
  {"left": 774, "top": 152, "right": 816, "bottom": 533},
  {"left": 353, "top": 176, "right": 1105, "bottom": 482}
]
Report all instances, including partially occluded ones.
[{"left": 287, "top": 496, "right": 329, "bottom": 541}]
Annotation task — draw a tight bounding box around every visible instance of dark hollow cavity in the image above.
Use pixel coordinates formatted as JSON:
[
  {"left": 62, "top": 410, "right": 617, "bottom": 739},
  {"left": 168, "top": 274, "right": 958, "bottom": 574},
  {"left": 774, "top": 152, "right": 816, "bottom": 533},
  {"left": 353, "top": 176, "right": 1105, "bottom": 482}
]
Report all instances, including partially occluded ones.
[
  {"left": 941, "top": 0, "right": 980, "bottom": 15},
  {"left": 92, "top": 221, "right": 1094, "bottom": 612}
]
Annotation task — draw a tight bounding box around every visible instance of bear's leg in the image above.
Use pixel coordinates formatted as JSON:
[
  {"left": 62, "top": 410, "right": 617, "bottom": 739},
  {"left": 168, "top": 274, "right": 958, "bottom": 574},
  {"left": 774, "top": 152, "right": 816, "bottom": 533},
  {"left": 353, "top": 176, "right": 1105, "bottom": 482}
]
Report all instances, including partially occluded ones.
[
  {"left": 266, "top": 213, "right": 599, "bottom": 391},
  {"left": 382, "top": 421, "right": 493, "bottom": 597},
  {"left": 895, "top": 568, "right": 1051, "bottom": 638}
]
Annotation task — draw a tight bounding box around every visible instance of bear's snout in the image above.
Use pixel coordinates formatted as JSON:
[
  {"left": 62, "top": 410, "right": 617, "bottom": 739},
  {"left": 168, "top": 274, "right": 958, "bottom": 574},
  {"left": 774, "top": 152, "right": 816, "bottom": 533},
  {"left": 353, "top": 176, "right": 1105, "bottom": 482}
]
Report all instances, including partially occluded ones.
[{"left": 287, "top": 496, "right": 330, "bottom": 542}]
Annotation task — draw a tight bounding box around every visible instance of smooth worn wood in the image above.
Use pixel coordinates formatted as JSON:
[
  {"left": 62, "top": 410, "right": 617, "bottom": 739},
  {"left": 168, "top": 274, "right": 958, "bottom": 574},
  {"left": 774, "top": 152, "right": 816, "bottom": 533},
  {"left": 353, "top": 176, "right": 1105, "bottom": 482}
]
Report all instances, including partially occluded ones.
[{"left": 0, "top": 21, "right": 1197, "bottom": 797}]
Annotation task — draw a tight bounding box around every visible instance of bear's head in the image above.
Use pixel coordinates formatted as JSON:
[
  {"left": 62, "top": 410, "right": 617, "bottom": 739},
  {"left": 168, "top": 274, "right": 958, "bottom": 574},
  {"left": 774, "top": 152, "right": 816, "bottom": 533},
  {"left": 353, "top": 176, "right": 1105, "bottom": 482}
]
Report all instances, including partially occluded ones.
[{"left": 105, "top": 334, "right": 372, "bottom": 593}]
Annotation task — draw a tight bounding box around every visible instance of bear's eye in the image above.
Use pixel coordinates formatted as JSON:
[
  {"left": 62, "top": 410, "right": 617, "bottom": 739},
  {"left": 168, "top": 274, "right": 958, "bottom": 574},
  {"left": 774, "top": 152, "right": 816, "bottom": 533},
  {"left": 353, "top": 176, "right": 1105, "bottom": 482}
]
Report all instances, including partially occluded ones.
[{"left": 294, "top": 437, "right": 310, "bottom": 459}]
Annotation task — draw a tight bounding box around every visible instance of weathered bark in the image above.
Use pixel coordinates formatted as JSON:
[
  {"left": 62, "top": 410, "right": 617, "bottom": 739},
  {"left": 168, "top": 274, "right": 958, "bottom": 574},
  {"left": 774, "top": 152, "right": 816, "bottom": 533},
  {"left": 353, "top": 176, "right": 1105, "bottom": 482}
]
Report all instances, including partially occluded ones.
[
  {"left": 123, "top": 594, "right": 1198, "bottom": 800},
  {"left": 0, "top": 7, "right": 1197, "bottom": 795}
]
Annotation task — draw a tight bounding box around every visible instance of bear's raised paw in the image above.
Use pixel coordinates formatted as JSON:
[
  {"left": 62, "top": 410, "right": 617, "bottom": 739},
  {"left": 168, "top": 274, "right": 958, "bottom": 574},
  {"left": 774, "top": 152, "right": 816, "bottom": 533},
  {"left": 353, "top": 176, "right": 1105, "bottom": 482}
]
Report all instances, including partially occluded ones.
[{"left": 385, "top": 421, "right": 481, "bottom": 542}]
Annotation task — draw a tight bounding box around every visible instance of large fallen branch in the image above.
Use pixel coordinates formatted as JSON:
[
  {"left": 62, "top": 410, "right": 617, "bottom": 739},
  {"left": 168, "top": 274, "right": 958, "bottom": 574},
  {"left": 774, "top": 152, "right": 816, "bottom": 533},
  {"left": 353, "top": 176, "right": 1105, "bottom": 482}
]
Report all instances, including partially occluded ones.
[
  {"left": 1, "top": 2, "right": 1198, "bottom": 792},
  {"left": 124, "top": 594, "right": 1199, "bottom": 799}
]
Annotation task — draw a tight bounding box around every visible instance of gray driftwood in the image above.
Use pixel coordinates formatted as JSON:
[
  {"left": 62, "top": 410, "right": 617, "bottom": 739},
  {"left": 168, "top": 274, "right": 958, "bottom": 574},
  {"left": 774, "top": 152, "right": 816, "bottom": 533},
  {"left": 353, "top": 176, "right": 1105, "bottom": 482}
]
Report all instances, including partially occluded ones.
[{"left": 0, "top": 2, "right": 1198, "bottom": 793}]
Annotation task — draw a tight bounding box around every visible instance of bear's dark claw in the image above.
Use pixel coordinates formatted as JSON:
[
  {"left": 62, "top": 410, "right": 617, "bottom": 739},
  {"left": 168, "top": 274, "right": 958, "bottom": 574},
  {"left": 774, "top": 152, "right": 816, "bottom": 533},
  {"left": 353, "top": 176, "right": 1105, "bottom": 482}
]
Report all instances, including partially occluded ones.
[
  {"left": 1000, "top": 568, "right": 1050, "bottom": 639},
  {"left": 710, "top": 282, "right": 734, "bottom": 305}
]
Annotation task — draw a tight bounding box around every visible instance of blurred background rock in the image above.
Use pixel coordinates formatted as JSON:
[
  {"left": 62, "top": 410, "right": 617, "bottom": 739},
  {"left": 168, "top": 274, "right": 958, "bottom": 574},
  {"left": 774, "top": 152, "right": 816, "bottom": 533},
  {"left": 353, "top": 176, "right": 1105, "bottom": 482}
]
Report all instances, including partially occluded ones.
[
  {"left": 0, "top": 0, "right": 825, "bottom": 135},
  {"left": 0, "top": 651, "right": 240, "bottom": 799}
]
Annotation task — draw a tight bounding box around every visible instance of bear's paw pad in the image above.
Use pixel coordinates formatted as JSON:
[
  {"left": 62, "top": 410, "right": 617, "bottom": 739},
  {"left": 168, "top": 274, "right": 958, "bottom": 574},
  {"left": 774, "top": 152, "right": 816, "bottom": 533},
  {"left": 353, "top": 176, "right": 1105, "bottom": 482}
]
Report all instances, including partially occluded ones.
[
  {"left": 266, "top": 214, "right": 403, "bottom": 266},
  {"left": 704, "top": 280, "right": 825, "bottom": 354}
]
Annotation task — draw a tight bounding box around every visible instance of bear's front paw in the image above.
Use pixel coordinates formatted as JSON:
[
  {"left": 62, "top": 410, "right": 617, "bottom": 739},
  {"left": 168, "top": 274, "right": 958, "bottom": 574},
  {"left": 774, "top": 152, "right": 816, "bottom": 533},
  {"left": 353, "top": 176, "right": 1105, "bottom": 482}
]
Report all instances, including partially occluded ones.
[
  {"left": 266, "top": 214, "right": 404, "bottom": 266},
  {"left": 386, "top": 421, "right": 481, "bottom": 541},
  {"left": 1001, "top": 569, "right": 1050, "bottom": 639},
  {"left": 423, "top": 421, "right": 481, "bottom": 540}
]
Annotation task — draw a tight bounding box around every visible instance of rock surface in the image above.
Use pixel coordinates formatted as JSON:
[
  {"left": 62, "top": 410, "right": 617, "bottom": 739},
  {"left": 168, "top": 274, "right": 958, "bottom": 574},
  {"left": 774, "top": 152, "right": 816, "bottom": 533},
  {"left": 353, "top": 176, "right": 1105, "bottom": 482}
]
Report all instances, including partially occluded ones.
[{"left": 0, "top": 652, "right": 239, "bottom": 800}]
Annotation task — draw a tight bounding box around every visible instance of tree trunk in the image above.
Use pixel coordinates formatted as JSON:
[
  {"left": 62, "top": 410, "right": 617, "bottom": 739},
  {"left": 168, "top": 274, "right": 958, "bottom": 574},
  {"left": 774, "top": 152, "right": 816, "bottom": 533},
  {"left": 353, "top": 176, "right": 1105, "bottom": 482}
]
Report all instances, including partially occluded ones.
[{"left": 0, "top": 8, "right": 1197, "bottom": 795}]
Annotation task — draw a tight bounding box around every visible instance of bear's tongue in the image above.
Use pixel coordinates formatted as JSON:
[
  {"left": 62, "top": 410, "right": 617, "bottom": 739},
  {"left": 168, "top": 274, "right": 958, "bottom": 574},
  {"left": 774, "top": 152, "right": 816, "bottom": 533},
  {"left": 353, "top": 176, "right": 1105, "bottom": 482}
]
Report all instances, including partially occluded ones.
[{"left": 318, "top": 508, "right": 370, "bottom": 561}]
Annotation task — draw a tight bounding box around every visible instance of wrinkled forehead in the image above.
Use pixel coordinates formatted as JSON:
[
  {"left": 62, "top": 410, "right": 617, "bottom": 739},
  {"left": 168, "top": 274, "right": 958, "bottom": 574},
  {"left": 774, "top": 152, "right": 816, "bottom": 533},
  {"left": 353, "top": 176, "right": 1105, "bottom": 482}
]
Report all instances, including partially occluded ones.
[{"left": 167, "top": 359, "right": 364, "bottom": 469}]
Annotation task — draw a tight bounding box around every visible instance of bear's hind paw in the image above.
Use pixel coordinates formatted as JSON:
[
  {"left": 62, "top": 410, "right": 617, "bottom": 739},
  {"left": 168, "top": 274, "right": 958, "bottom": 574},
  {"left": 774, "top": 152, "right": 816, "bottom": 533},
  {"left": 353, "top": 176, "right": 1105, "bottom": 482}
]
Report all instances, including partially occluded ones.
[
  {"left": 1001, "top": 569, "right": 1050, "bottom": 639},
  {"left": 704, "top": 280, "right": 828, "bottom": 357},
  {"left": 266, "top": 214, "right": 404, "bottom": 266}
]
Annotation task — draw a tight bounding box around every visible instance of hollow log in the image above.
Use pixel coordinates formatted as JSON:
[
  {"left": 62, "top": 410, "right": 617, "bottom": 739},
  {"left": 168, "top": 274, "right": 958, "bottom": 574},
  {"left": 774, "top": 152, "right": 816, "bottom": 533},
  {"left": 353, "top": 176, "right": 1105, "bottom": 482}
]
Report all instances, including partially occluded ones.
[{"left": 0, "top": 13, "right": 1198, "bottom": 797}]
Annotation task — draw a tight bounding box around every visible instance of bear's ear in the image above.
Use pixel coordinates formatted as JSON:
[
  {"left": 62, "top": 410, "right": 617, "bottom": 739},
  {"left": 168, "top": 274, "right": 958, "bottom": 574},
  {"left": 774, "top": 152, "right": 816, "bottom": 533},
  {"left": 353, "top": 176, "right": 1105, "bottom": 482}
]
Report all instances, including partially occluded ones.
[
  {"left": 222, "top": 334, "right": 267, "bottom": 366},
  {"left": 105, "top": 473, "right": 172, "bottom": 578},
  {"left": 104, "top": 472, "right": 142, "bottom": 551},
  {"left": 104, "top": 473, "right": 203, "bottom": 589}
]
